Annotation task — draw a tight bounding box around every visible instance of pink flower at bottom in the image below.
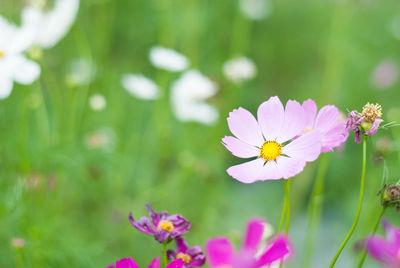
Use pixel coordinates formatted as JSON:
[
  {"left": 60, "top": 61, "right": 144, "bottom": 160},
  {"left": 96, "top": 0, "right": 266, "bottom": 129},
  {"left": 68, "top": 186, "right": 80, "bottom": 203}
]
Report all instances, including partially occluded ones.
[
  {"left": 222, "top": 96, "right": 321, "bottom": 183},
  {"left": 301, "top": 99, "right": 348, "bottom": 153},
  {"left": 365, "top": 220, "right": 400, "bottom": 268},
  {"left": 110, "top": 257, "right": 184, "bottom": 268},
  {"left": 206, "top": 219, "right": 293, "bottom": 268}
]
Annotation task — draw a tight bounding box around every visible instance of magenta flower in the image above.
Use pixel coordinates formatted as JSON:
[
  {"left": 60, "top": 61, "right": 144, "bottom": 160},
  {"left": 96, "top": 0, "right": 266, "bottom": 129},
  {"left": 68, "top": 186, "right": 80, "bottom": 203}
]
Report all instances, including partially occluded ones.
[
  {"left": 110, "top": 257, "right": 184, "bottom": 268},
  {"left": 302, "top": 99, "right": 348, "bottom": 152},
  {"left": 346, "top": 103, "right": 383, "bottom": 143},
  {"left": 167, "top": 237, "right": 206, "bottom": 267},
  {"left": 365, "top": 220, "right": 400, "bottom": 268},
  {"left": 206, "top": 219, "right": 293, "bottom": 268},
  {"left": 129, "top": 205, "right": 191, "bottom": 243},
  {"left": 222, "top": 96, "right": 321, "bottom": 183}
]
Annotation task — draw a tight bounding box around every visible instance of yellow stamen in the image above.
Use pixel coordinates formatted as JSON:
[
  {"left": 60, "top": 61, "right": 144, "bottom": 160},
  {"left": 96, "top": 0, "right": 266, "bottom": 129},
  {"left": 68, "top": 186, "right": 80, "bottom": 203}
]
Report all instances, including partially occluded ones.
[
  {"left": 176, "top": 252, "right": 192, "bottom": 264},
  {"left": 259, "top": 141, "right": 282, "bottom": 161},
  {"left": 0, "top": 51, "right": 4, "bottom": 57},
  {"left": 362, "top": 103, "right": 382, "bottom": 123},
  {"left": 157, "top": 220, "right": 174, "bottom": 232}
]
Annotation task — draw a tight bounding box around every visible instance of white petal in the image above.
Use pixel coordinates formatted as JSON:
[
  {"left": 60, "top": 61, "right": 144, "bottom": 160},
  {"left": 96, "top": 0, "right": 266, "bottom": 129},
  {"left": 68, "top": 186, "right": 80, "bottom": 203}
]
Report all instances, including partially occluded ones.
[
  {"left": 121, "top": 74, "right": 160, "bottom": 100},
  {"left": 11, "top": 56, "right": 41, "bottom": 85},
  {"left": 170, "top": 70, "right": 219, "bottom": 125},
  {"left": 149, "top": 46, "right": 189, "bottom": 72},
  {"left": 0, "top": 74, "right": 14, "bottom": 99},
  {"left": 27, "top": 0, "right": 80, "bottom": 48}
]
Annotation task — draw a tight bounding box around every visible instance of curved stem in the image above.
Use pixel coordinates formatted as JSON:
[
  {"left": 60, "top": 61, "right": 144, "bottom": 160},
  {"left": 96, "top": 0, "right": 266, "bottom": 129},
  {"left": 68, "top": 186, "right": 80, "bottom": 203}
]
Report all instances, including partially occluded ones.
[
  {"left": 329, "top": 138, "right": 367, "bottom": 267},
  {"left": 357, "top": 206, "right": 386, "bottom": 268},
  {"left": 302, "top": 155, "right": 329, "bottom": 268}
]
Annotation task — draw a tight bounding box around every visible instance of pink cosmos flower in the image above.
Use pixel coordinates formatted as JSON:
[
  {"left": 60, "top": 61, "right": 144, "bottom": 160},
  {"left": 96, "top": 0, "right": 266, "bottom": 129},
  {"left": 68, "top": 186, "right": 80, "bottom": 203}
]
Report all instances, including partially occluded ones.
[
  {"left": 302, "top": 99, "right": 348, "bottom": 152},
  {"left": 110, "top": 257, "right": 184, "bottom": 268},
  {"left": 206, "top": 218, "right": 293, "bottom": 268},
  {"left": 222, "top": 96, "right": 321, "bottom": 183},
  {"left": 365, "top": 220, "right": 400, "bottom": 268}
]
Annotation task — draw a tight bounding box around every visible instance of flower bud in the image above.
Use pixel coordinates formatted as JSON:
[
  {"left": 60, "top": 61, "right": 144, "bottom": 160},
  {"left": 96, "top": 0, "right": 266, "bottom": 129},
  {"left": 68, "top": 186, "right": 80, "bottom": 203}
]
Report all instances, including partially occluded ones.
[{"left": 382, "top": 184, "right": 400, "bottom": 207}]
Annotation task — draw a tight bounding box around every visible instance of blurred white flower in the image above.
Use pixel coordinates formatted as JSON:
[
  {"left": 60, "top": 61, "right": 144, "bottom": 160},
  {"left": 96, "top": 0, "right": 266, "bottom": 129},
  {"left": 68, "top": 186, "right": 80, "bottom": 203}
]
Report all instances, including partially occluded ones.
[
  {"left": 0, "top": 16, "right": 40, "bottom": 99},
  {"left": 89, "top": 94, "right": 106, "bottom": 111},
  {"left": 223, "top": 56, "right": 257, "bottom": 84},
  {"left": 239, "top": 0, "right": 273, "bottom": 20},
  {"left": 21, "top": 0, "right": 80, "bottom": 49},
  {"left": 121, "top": 74, "right": 160, "bottom": 100},
  {"left": 85, "top": 128, "right": 116, "bottom": 151},
  {"left": 149, "top": 46, "right": 189, "bottom": 72},
  {"left": 171, "top": 70, "right": 219, "bottom": 125},
  {"left": 65, "top": 58, "right": 96, "bottom": 87},
  {"left": 371, "top": 60, "right": 398, "bottom": 90}
]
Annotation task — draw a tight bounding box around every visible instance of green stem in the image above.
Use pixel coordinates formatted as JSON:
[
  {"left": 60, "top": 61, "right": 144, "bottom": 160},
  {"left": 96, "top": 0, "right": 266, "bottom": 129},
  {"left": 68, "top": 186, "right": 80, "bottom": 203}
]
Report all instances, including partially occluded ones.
[
  {"left": 278, "top": 185, "right": 288, "bottom": 233},
  {"left": 163, "top": 243, "right": 168, "bottom": 267},
  {"left": 284, "top": 179, "right": 291, "bottom": 233},
  {"left": 357, "top": 206, "right": 386, "bottom": 268},
  {"left": 301, "top": 155, "right": 329, "bottom": 268},
  {"left": 329, "top": 138, "right": 367, "bottom": 267}
]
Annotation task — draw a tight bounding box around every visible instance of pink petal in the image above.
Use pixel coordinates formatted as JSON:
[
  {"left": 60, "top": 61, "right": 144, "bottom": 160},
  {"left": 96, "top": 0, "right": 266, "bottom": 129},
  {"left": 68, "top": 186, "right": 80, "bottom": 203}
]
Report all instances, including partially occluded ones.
[
  {"left": 206, "top": 238, "right": 235, "bottom": 268},
  {"left": 227, "top": 107, "right": 264, "bottom": 147},
  {"left": 320, "top": 123, "right": 348, "bottom": 152},
  {"left": 257, "top": 235, "right": 293, "bottom": 266},
  {"left": 165, "top": 259, "right": 185, "bottom": 268},
  {"left": 242, "top": 219, "right": 266, "bottom": 253},
  {"left": 148, "top": 257, "right": 160, "bottom": 268},
  {"left": 282, "top": 131, "right": 321, "bottom": 162},
  {"left": 302, "top": 99, "right": 317, "bottom": 130},
  {"left": 365, "top": 237, "right": 400, "bottom": 267},
  {"left": 257, "top": 96, "right": 284, "bottom": 140},
  {"left": 383, "top": 220, "right": 400, "bottom": 248},
  {"left": 277, "top": 100, "right": 306, "bottom": 143},
  {"left": 258, "top": 160, "right": 283, "bottom": 181},
  {"left": 222, "top": 136, "right": 260, "bottom": 158},
  {"left": 116, "top": 257, "right": 140, "bottom": 268},
  {"left": 276, "top": 156, "right": 306, "bottom": 179},
  {"left": 226, "top": 158, "right": 265, "bottom": 183},
  {"left": 314, "top": 105, "right": 341, "bottom": 134}
]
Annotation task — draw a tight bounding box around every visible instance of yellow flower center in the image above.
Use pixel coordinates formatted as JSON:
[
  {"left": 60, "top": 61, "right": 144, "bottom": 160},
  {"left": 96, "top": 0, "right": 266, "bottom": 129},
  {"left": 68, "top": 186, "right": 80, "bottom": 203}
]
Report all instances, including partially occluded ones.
[
  {"left": 362, "top": 102, "right": 382, "bottom": 123},
  {"left": 157, "top": 220, "right": 174, "bottom": 232},
  {"left": 176, "top": 252, "right": 192, "bottom": 264},
  {"left": 0, "top": 51, "right": 4, "bottom": 58},
  {"left": 259, "top": 141, "right": 282, "bottom": 161}
]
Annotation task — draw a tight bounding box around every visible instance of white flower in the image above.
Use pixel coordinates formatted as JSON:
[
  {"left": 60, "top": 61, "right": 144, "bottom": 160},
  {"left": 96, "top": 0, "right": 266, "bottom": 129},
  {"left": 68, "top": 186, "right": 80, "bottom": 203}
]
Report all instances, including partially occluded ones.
[
  {"left": 121, "top": 74, "right": 160, "bottom": 100},
  {"left": 371, "top": 60, "right": 398, "bottom": 90},
  {"left": 65, "top": 58, "right": 96, "bottom": 87},
  {"left": 149, "top": 46, "right": 189, "bottom": 72},
  {"left": 171, "top": 70, "right": 218, "bottom": 125},
  {"left": 89, "top": 94, "right": 106, "bottom": 111},
  {"left": 239, "top": 0, "right": 273, "bottom": 20},
  {"left": 223, "top": 56, "right": 257, "bottom": 84},
  {"left": 0, "top": 16, "right": 40, "bottom": 99},
  {"left": 21, "top": 0, "right": 80, "bottom": 49}
]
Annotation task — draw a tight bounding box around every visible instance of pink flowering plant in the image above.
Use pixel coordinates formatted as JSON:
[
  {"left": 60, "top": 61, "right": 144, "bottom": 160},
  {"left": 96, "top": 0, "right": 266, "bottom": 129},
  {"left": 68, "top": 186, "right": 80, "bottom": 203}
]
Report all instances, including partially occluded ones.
[{"left": 108, "top": 96, "right": 399, "bottom": 268}]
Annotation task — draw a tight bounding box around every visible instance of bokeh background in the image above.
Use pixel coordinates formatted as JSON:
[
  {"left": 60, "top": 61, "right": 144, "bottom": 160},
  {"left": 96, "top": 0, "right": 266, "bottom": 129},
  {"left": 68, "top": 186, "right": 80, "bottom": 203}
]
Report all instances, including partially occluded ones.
[{"left": 1, "top": 0, "right": 400, "bottom": 267}]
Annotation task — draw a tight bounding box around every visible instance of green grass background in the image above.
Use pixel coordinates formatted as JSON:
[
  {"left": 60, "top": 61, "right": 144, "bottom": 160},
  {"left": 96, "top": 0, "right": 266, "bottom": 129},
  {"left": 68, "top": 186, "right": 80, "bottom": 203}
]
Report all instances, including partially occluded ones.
[{"left": 1, "top": 0, "right": 400, "bottom": 267}]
